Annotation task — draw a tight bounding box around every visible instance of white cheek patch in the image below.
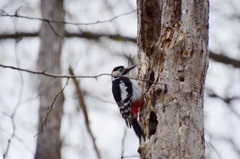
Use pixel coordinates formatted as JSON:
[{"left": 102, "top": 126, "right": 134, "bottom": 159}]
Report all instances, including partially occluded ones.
[{"left": 119, "top": 80, "right": 128, "bottom": 100}]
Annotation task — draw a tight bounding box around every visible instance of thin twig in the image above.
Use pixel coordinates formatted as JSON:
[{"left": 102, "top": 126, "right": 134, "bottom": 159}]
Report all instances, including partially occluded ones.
[
  {"left": 69, "top": 67, "right": 101, "bottom": 159},
  {"left": 0, "top": 63, "right": 109, "bottom": 78},
  {"left": 0, "top": 126, "right": 33, "bottom": 155},
  {"left": 0, "top": 64, "right": 165, "bottom": 85},
  {"left": 3, "top": 34, "right": 24, "bottom": 159},
  {"left": 205, "top": 141, "right": 224, "bottom": 159},
  {"left": 3, "top": 115, "right": 16, "bottom": 159},
  {"left": 47, "top": 21, "right": 64, "bottom": 38},
  {"left": 81, "top": 91, "right": 115, "bottom": 104},
  {"left": 120, "top": 127, "right": 127, "bottom": 159},
  {"left": 122, "top": 154, "right": 140, "bottom": 159},
  {"left": 206, "top": 88, "right": 240, "bottom": 118},
  {"left": 34, "top": 78, "right": 69, "bottom": 136},
  {"left": 0, "top": 9, "right": 136, "bottom": 26}
]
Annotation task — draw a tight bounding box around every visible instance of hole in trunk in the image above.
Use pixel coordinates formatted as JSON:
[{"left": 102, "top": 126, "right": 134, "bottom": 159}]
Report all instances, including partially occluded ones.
[
  {"left": 149, "top": 111, "right": 158, "bottom": 137},
  {"left": 148, "top": 71, "right": 155, "bottom": 89},
  {"left": 179, "top": 76, "right": 185, "bottom": 82}
]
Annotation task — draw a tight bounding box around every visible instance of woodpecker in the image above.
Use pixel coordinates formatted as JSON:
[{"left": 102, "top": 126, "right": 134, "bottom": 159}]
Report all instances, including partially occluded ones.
[{"left": 111, "top": 66, "right": 145, "bottom": 140}]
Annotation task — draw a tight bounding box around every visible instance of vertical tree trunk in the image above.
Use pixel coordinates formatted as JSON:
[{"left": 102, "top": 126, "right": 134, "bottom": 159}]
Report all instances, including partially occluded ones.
[
  {"left": 137, "top": 0, "right": 209, "bottom": 159},
  {"left": 35, "top": 0, "right": 65, "bottom": 159}
]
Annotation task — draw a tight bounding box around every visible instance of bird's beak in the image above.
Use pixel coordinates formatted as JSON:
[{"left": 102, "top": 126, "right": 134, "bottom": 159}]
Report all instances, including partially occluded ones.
[{"left": 124, "top": 65, "right": 136, "bottom": 74}]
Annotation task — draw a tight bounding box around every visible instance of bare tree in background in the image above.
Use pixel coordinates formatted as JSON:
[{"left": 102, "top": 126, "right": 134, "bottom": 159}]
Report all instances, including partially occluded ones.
[
  {"left": 35, "top": 0, "right": 65, "bottom": 158},
  {"left": 137, "top": 0, "right": 209, "bottom": 158}
]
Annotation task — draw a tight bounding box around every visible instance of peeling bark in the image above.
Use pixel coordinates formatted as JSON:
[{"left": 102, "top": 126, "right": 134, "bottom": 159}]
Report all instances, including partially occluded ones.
[
  {"left": 35, "top": 0, "right": 65, "bottom": 159},
  {"left": 137, "top": 0, "right": 209, "bottom": 159}
]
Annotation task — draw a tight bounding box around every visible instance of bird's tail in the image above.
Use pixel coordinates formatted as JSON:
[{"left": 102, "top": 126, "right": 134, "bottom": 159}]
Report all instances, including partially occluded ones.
[{"left": 132, "top": 118, "right": 145, "bottom": 141}]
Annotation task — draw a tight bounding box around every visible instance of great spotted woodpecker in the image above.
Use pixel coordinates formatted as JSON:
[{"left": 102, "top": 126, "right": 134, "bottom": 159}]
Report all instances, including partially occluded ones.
[{"left": 111, "top": 66, "right": 145, "bottom": 140}]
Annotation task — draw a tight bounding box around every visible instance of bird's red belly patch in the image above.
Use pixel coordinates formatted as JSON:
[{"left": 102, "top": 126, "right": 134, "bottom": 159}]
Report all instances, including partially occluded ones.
[{"left": 131, "top": 100, "right": 142, "bottom": 115}]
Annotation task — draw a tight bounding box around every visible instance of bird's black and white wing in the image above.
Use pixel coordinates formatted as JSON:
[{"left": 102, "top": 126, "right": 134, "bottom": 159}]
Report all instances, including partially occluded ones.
[{"left": 112, "top": 77, "right": 133, "bottom": 127}]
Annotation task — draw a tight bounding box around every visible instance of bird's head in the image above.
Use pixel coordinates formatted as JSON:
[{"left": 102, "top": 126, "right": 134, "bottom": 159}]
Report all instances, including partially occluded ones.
[{"left": 111, "top": 65, "right": 136, "bottom": 79}]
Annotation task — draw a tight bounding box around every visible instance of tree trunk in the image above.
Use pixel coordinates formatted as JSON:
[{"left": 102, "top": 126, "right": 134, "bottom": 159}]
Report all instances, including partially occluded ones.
[
  {"left": 137, "top": 0, "right": 209, "bottom": 159},
  {"left": 35, "top": 0, "right": 65, "bottom": 159}
]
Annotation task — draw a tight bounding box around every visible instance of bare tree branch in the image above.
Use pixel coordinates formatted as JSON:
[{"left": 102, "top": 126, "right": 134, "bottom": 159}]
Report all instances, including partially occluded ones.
[
  {"left": 0, "top": 63, "right": 111, "bottom": 79},
  {"left": 209, "top": 51, "right": 240, "bottom": 68},
  {"left": 206, "top": 88, "right": 240, "bottom": 119},
  {"left": 1, "top": 33, "right": 240, "bottom": 69},
  {"left": 69, "top": 67, "right": 101, "bottom": 159},
  {"left": 206, "top": 88, "right": 240, "bottom": 104},
  {"left": 0, "top": 31, "right": 136, "bottom": 43},
  {"left": 0, "top": 9, "right": 136, "bottom": 26},
  {"left": 0, "top": 32, "right": 38, "bottom": 39},
  {"left": 0, "top": 64, "right": 164, "bottom": 85},
  {"left": 66, "top": 32, "right": 136, "bottom": 43}
]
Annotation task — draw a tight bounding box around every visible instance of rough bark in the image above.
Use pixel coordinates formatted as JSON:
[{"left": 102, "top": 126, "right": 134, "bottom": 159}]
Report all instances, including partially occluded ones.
[
  {"left": 35, "top": 0, "right": 65, "bottom": 159},
  {"left": 137, "top": 0, "right": 209, "bottom": 159}
]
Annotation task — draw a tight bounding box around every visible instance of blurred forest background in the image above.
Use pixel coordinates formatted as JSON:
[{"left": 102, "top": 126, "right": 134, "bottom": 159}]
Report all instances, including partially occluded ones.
[{"left": 0, "top": 0, "right": 240, "bottom": 159}]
